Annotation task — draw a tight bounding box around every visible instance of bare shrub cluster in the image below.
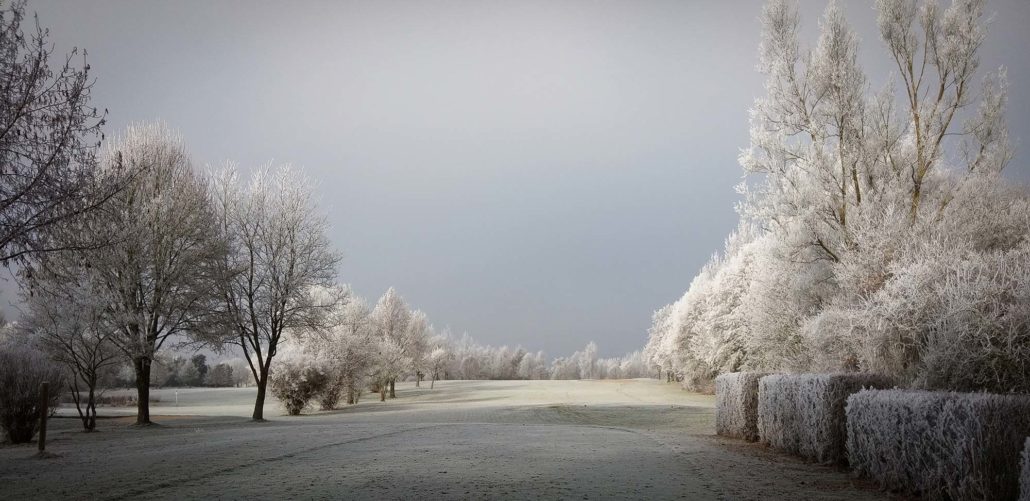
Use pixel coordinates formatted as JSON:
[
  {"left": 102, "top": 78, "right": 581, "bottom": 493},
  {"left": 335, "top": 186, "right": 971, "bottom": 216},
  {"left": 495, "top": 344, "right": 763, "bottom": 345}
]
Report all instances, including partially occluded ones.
[{"left": 0, "top": 348, "right": 64, "bottom": 444}]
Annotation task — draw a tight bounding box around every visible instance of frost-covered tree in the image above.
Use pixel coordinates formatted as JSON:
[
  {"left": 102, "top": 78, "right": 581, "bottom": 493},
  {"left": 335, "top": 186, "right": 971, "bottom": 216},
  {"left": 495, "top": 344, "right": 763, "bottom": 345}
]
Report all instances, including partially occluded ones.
[
  {"left": 517, "top": 350, "right": 549, "bottom": 380},
  {"left": 425, "top": 345, "right": 450, "bottom": 389},
  {"left": 370, "top": 288, "right": 411, "bottom": 398},
  {"left": 212, "top": 164, "right": 342, "bottom": 421},
  {"left": 368, "top": 336, "right": 411, "bottom": 401},
  {"left": 876, "top": 0, "right": 1011, "bottom": 213},
  {"left": 576, "top": 342, "right": 599, "bottom": 380},
  {"left": 33, "top": 123, "right": 229, "bottom": 425},
  {"left": 335, "top": 297, "right": 374, "bottom": 403},
  {"left": 404, "top": 310, "right": 431, "bottom": 387},
  {"left": 647, "top": 0, "right": 1029, "bottom": 394},
  {"left": 298, "top": 292, "right": 376, "bottom": 408},
  {"left": 20, "top": 281, "right": 120, "bottom": 431},
  {"left": 549, "top": 356, "right": 580, "bottom": 380}
]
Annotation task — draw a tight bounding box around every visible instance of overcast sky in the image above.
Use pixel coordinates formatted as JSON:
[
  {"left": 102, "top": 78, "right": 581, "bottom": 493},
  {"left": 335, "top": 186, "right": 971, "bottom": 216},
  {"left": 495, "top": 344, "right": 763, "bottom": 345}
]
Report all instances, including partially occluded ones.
[{"left": 6, "top": 0, "right": 1030, "bottom": 357}]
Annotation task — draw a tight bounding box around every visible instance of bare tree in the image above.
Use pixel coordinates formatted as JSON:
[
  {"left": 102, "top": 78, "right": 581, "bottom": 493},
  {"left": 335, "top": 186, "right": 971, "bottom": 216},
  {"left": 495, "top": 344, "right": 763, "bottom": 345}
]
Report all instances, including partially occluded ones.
[
  {"left": 212, "top": 164, "right": 341, "bottom": 421},
  {"left": 20, "top": 279, "right": 120, "bottom": 431},
  {"left": 0, "top": 1, "right": 115, "bottom": 265}
]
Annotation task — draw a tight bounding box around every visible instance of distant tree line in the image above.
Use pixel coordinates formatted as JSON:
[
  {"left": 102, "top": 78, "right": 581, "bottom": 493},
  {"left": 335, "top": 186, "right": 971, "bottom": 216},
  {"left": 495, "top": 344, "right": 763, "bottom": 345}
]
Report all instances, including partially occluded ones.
[{"left": 266, "top": 286, "right": 650, "bottom": 414}]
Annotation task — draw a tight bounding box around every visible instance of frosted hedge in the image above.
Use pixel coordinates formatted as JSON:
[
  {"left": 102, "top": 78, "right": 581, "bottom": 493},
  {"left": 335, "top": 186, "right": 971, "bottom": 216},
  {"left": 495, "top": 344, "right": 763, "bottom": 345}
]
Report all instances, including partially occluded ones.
[
  {"left": 715, "top": 372, "right": 771, "bottom": 442},
  {"left": 846, "top": 389, "right": 1030, "bottom": 500},
  {"left": 757, "top": 373, "right": 891, "bottom": 464}
]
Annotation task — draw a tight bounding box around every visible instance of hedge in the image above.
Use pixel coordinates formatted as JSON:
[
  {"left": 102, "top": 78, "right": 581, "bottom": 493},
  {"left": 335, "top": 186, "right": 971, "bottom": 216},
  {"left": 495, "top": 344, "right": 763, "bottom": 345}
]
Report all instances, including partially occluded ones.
[
  {"left": 715, "top": 372, "right": 771, "bottom": 442},
  {"left": 757, "top": 373, "right": 891, "bottom": 464},
  {"left": 846, "top": 389, "right": 1030, "bottom": 500}
]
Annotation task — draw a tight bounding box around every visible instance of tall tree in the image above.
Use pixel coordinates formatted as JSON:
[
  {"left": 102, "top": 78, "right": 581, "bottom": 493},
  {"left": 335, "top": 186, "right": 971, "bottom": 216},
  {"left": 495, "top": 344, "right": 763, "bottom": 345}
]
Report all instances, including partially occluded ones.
[
  {"left": 42, "top": 122, "right": 229, "bottom": 425},
  {"left": 0, "top": 1, "right": 114, "bottom": 264},
  {"left": 876, "top": 0, "right": 1010, "bottom": 215},
  {"left": 213, "top": 164, "right": 341, "bottom": 421},
  {"left": 646, "top": 0, "right": 1024, "bottom": 393}
]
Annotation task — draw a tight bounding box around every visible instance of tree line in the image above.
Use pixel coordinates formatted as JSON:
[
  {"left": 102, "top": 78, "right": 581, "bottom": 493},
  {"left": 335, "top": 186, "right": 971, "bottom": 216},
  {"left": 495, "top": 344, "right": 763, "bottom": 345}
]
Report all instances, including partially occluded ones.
[{"left": 261, "top": 286, "right": 650, "bottom": 414}]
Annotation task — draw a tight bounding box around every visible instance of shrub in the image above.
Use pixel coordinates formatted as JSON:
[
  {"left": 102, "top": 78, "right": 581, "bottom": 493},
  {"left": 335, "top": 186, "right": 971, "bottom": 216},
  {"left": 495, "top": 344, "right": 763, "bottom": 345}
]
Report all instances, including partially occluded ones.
[
  {"left": 269, "top": 360, "right": 329, "bottom": 416},
  {"left": 757, "top": 373, "right": 891, "bottom": 464},
  {"left": 846, "top": 389, "right": 1030, "bottom": 499},
  {"left": 317, "top": 376, "right": 345, "bottom": 411},
  {"left": 0, "top": 349, "right": 65, "bottom": 444},
  {"left": 715, "top": 372, "right": 771, "bottom": 441}
]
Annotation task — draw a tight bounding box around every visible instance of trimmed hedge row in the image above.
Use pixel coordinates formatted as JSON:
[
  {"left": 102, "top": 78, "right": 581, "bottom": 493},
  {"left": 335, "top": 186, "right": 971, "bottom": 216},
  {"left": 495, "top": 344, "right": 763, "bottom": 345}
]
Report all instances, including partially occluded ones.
[
  {"left": 715, "top": 373, "right": 1030, "bottom": 499},
  {"left": 756, "top": 373, "right": 891, "bottom": 464},
  {"left": 715, "top": 372, "right": 771, "bottom": 442},
  {"left": 846, "top": 390, "right": 1030, "bottom": 500}
]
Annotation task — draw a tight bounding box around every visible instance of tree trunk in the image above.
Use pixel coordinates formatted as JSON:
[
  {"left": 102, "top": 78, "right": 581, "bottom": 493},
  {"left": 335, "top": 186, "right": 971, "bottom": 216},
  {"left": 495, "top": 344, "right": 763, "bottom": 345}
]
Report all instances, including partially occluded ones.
[
  {"left": 379, "top": 384, "right": 386, "bottom": 402},
  {"left": 252, "top": 366, "right": 269, "bottom": 421},
  {"left": 85, "top": 383, "right": 97, "bottom": 431},
  {"left": 389, "top": 379, "right": 396, "bottom": 398},
  {"left": 70, "top": 377, "right": 95, "bottom": 432},
  {"left": 415, "top": 371, "right": 420, "bottom": 388},
  {"left": 133, "top": 357, "right": 152, "bottom": 425},
  {"left": 346, "top": 383, "right": 355, "bottom": 405},
  {"left": 431, "top": 374, "right": 435, "bottom": 389}
]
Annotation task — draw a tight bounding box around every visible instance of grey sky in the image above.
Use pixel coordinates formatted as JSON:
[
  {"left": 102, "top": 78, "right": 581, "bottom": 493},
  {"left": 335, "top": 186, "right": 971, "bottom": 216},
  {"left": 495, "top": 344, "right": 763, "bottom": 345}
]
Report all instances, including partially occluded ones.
[{"left": 7, "top": 0, "right": 1030, "bottom": 356}]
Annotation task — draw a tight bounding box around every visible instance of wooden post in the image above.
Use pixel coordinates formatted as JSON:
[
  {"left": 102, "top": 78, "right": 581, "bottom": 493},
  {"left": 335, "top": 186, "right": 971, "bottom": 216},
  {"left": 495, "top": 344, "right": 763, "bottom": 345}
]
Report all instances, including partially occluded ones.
[{"left": 37, "top": 382, "right": 49, "bottom": 453}]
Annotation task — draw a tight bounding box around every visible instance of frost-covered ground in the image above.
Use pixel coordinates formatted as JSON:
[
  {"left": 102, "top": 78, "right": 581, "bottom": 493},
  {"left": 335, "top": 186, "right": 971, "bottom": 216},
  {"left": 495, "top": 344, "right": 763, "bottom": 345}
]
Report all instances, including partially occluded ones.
[{"left": 0, "top": 379, "right": 884, "bottom": 500}]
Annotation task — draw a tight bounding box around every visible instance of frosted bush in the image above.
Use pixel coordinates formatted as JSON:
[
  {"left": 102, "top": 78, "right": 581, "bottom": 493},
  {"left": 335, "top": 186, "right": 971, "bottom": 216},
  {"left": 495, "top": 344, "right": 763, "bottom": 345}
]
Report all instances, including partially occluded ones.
[
  {"left": 757, "top": 373, "right": 891, "bottom": 464},
  {"left": 268, "top": 358, "right": 329, "bottom": 416},
  {"left": 918, "top": 240, "right": 1030, "bottom": 393},
  {"left": 846, "top": 389, "right": 1030, "bottom": 499},
  {"left": 317, "top": 377, "right": 345, "bottom": 411},
  {"left": 0, "top": 348, "right": 65, "bottom": 444},
  {"left": 715, "top": 372, "right": 771, "bottom": 442}
]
